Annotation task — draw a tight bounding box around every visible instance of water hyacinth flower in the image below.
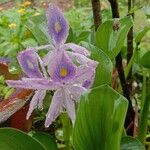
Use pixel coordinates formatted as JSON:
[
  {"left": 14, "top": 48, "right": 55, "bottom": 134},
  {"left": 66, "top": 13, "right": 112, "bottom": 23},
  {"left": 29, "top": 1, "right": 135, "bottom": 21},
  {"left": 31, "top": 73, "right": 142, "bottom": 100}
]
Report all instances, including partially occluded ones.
[
  {"left": 6, "top": 4, "right": 98, "bottom": 127},
  {"left": 7, "top": 48, "right": 97, "bottom": 127}
]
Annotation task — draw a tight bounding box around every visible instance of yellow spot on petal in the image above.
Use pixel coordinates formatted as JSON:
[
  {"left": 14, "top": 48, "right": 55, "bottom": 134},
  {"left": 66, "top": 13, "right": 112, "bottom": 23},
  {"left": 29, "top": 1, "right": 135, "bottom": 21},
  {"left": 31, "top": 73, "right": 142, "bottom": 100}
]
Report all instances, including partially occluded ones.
[
  {"left": 55, "top": 22, "right": 62, "bottom": 33},
  {"left": 23, "top": 1, "right": 31, "bottom": 7},
  {"left": 8, "top": 23, "right": 17, "bottom": 29},
  {"left": 60, "top": 68, "right": 68, "bottom": 77},
  {"left": 27, "top": 60, "right": 34, "bottom": 69},
  {"left": 18, "top": 8, "right": 25, "bottom": 14}
]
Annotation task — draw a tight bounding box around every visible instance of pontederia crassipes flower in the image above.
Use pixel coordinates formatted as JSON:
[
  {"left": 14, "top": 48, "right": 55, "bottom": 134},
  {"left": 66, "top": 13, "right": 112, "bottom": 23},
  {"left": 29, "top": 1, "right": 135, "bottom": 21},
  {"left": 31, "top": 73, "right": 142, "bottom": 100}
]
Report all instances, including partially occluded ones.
[{"left": 6, "top": 4, "right": 98, "bottom": 127}]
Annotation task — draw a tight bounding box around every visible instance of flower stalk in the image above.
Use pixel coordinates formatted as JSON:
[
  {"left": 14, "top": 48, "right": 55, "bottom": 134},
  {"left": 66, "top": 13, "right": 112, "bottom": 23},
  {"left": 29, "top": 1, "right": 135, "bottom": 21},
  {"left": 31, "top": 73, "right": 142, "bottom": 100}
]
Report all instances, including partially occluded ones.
[
  {"left": 61, "top": 113, "right": 72, "bottom": 150},
  {"left": 138, "top": 71, "right": 150, "bottom": 144}
]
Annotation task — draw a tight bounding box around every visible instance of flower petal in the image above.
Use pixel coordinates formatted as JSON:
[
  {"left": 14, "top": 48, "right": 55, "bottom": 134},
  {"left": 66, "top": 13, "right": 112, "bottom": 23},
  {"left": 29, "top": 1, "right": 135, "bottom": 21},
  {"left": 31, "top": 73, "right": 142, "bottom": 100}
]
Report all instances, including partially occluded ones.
[
  {"left": 17, "top": 48, "right": 42, "bottom": 78},
  {"left": 63, "top": 88, "right": 76, "bottom": 124},
  {"left": 67, "top": 51, "right": 98, "bottom": 67},
  {"left": 45, "top": 89, "right": 63, "bottom": 127},
  {"left": 26, "top": 90, "right": 46, "bottom": 119},
  {"left": 26, "top": 90, "right": 41, "bottom": 119},
  {"left": 68, "top": 85, "right": 87, "bottom": 102},
  {"left": 52, "top": 51, "right": 76, "bottom": 82},
  {"left": 6, "top": 78, "right": 61, "bottom": 90},
  {"left": 73, "top": 65, "right": 96, "bottom": 85},
  {"left": 63, "top": 43, "right": 90, "bottom": 56},
  {"left": 45, "top": 50, "right": 62, "bottom": 76},
  {"left": 46, "top": 4, "right": 69, "bottom": 46},
  {"left": 38, "top": 90, "right": 47, "bottom": 110},
  {"left": 36, "top": 54, "right": 48, "bottom": 78}
]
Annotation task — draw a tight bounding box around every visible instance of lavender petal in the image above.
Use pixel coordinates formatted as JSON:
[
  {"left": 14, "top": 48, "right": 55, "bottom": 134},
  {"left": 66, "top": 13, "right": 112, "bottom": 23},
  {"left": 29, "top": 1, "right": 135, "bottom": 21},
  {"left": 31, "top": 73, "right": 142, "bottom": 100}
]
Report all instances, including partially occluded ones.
[
  {"left": 6, "top": 78, "right": 61, "bottom": 90},
  {"left": 17, "top": 48, "right": 43, "bottom": 78},
  {"left": 26, "top": 90, "right": 41, "bottom": 119},
  {"left": 45, "top": 89, "right": 63, "bottom": 127},
  {"left": 52, "top": 51, "right": 76, "bottom": 82},
  {"left": 73, "top": 65, "right": 95, "bottom": 85},
  {"left": 68, "top": 85, "right": 87, "bottom": 102},
  {"left": 38, "top": 90, "right": 47, "bottom": 110},
  {"left": 46, "top": 4, "right": 69, "bottom": 46},
  {"left": 67, "top": 51, "right": 98, "bottom": 67},
  {"left": 63, "top": 89, "right": 76, "bottom": 125},
  {"left": 63, "top": 43, "right": 90, "bottom": 56}
]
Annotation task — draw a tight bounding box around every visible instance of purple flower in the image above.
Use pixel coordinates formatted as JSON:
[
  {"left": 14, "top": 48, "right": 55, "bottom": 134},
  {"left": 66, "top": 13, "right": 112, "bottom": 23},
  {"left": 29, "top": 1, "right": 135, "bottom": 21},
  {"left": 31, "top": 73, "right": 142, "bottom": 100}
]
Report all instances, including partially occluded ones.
[
  {"left": 6, "top": 4, "right": 99, "bottom": 127},
  {"left": 6, "top": 49, "right": 96, "bottom": 127}
]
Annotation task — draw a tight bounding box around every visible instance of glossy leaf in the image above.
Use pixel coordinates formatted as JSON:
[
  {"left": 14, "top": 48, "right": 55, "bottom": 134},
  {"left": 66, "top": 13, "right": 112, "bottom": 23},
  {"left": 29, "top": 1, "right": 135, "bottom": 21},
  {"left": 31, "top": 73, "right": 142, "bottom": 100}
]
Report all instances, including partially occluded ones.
[
  {"left": 73, "top": 85, "right": 128, "bottom": 150},
  {"left": 121, "top": 136, "right": 145, "bottom": 150},
  {"left": 89, "top": 44, "right": 113, "bottom": 87},
  {"left": 135, "top": 26, "right": 150, "bottom": 44},
  {"left": 31, "top": 132, "right": 58, "bottom": 150},
  {"left": 0, "top": 128, "right": 45, "bottom": 150},
  {"left": 96, "top": 16, "right": 133, "bottom": 59},
  {"left": 140, "top": 51, "right": 150, "bottom": 69}
]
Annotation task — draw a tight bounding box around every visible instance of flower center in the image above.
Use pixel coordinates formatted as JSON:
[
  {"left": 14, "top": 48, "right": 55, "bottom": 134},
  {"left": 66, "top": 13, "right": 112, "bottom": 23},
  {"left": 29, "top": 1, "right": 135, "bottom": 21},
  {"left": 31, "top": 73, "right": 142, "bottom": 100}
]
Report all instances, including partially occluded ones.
[
  {"left": 27, "top": 60, "right": 34, "bottom": 69},
  {"left": 60, "top": 67, "right": 68, "bottom": 77},
  {"left": 54, "top": 22, "right": 62, "bottom": 33}
]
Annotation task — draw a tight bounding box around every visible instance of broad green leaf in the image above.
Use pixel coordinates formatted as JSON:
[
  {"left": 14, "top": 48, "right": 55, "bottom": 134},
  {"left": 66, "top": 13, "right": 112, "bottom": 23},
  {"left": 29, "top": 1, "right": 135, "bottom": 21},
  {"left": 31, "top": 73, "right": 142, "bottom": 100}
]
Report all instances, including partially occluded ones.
[
  {"left": 31, "top": 132, "right": 58, "bottom": 150},
  {"left": 135, "top": 26, "right": 150, "bottom": 44},
  {"left": 140, "top": 51, "right": 150, "bottom": 69},
  {"left": 89, "top": 44, "right": 113, "bottom": 87},
  {"left": 121, "top": 136, "right": 145, "bottom": 150},
  {"left": 25, "top": 14, "right": 50, "bottom": 45},
  {"left": 73, "top": 85, "right": 128, "bottom": 150},
  {"left": 0, "top": 128, "right": 45, "bottom": 150},
  {"left": 96, "top": 16, "right": 133, "bottom": 59}
]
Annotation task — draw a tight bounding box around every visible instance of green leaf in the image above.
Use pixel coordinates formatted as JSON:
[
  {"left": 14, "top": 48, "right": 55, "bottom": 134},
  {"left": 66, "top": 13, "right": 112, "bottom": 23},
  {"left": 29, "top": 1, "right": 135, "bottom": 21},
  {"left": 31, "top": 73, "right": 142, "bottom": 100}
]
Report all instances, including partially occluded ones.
[
  {"left": 140, "top": 51, "right": 150, "bottom": 69},
  {"left": 75, "top": 31, "right": 90, "bottom": 43},
  {"left": 31, "top": 132, "right": 58, "bottom": 150},
  {"left": 73, "top": 85, "right": 128, "bottom": 150},
  {"left": 96, "top": 16, "right": 133, "bottom": 59},
  {"left": 121, "top": 136, "right": 145, "bottom": 150},
  {"left": 21, "top": 38, "right": 38, "bottom": 48},
  {"left": 0, "top": 128, "right": 45, "bottom": 150},
  {"left": 25, "top": 14, "right": 50, "bottom": 45},
  {"left": 135, "top": 26, "right": 150, "bottom": 44},
  {"left": 89, "top": 44, "right": 113, "bottom": 87}
]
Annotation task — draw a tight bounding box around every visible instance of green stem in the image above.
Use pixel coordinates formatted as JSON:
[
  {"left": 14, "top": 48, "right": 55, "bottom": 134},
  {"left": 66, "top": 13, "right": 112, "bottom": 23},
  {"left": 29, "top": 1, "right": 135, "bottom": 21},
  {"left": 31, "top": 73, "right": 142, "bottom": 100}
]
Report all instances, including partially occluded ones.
[
  {"left": 125, "top": 44, "right": 139, "bottom": 78},
  {"left": 141, "top": 69, "right": 147, "bottom": 109},
  {"left": 61, "top": 113, "right": 72, "bottom": 150},
  {"left": 138, "top": 72, "right": 150, "bottom": 144}
]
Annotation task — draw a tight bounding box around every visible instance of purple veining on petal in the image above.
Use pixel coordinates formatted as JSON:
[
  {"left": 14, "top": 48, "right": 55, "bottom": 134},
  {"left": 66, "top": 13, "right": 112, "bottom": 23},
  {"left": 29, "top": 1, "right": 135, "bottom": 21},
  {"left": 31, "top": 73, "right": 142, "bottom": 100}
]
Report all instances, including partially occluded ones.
[
  {"left": 52, "top": 52, "right": 76, "bottom": 82},
  {"left": 46, "top": 4, "right": 69, "bottom": 46},
  {"left": 17, "top": 48, "right": 43, "bottom": 78},
  {"left": 82, "top": 80, "right": 92, "bottom": 89}
]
